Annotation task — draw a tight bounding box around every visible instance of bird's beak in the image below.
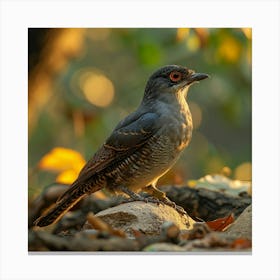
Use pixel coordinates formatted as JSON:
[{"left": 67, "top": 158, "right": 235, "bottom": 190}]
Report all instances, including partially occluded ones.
[{"left": 186, "top": 72, "right": 209, "bottom": 85}]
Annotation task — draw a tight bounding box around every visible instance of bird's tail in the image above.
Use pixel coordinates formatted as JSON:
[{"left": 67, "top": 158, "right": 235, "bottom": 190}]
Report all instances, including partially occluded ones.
[{"left": 34, "top": 184, "right": 102, "bottom": 227}]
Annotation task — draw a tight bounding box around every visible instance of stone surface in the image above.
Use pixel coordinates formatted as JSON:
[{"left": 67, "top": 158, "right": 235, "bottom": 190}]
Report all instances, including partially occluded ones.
[
  {"left": 225, "top": 204, "right": 252, "bottom": 240},
  {"left": 91, "top": 201, "right": 195, "bottom": 237},
  {"left": 143, "top": 242, "right": 185, "bottom": 252}
]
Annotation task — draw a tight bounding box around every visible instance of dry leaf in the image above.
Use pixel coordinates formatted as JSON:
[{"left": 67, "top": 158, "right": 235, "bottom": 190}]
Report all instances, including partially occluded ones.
[
  {"left": 231, "top": 238, "right": 252, "bottom": 249},
  {"left": 206, "top": 214, "right": 235, "bottom": 231},
  {"left": 38, "top": 147, "right": 86, "bottom": 184}
]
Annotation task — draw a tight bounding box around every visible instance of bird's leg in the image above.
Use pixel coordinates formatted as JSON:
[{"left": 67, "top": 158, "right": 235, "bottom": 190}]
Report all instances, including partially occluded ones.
[
  {"left": 144, "top": 184, "right": 168, "bottom": 200},
  {"left": 143, "top": 184, "right": 187, "bottom": 215},
  {"left": 119, "top": 186, "right": 161, "bottom": 204},
  {"left": 119, "top": 186, "right": 143, "bottom": 200}
]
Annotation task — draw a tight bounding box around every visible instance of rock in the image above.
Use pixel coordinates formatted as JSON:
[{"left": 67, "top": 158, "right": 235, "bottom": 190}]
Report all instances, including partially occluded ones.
[
  {"left": 182, "top": 231, "right": 251, "bottom": 251},
  {"left": 143, "top": 243, "right": 185, "bottom": 252},
  {"left": 87, "top": 201, "right": 195, "bottom": 237},
  {"left": 224, "top": 204, "right": 252, "bottom": 240}
]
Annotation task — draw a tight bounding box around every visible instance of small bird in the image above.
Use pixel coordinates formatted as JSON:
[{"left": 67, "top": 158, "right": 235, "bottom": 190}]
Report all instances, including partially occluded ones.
[{"left": 34, "top": 65, "right": 209, "bottom": 227}]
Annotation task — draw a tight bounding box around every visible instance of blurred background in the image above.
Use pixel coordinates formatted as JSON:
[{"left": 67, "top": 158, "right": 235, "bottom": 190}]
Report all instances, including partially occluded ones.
[{"left": 28, "top": 28, "right": 252, "bottom": 200}]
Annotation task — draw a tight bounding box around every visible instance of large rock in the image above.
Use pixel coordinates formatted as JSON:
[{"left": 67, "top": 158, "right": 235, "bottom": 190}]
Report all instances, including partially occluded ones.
[
  {"left": 224, "top": 204, "right": 252, "bottom": 240},
  {"left": 89, "top": 201, "right": 194, "bottom": 237}
]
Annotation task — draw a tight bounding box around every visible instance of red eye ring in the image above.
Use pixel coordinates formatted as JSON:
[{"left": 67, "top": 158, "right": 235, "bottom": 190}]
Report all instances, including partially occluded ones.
[{"left": 169, "top": 71, "right": 182, "bottom": 82}]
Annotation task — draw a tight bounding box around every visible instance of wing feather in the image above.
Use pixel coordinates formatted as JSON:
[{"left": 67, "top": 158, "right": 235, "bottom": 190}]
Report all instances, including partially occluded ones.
[{"left": 70, "top": 112, "right": 160, "bottom": 187}]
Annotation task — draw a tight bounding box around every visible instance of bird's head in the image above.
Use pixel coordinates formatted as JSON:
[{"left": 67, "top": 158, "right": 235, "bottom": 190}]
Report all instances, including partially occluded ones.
[{"left": 143, "top": 65, "right": 209, "bottom": 102}]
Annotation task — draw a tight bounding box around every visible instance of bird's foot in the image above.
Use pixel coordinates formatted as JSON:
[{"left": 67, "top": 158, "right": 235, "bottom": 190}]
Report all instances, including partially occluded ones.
[
  {"left": 160, "top": 198, "right": 187, "bottom": 215},
  {"left": 143, "top": 196, "right": 161, "bottom": 205},
  {"left": 121, "top": 196, "right": 186, "bottom": 215},
  {"left": 123, "top": 195, "right": 161, "bottom": 205},
  {"left": 119, "top": 186, "right": 161, "bottom": 205},
  {"left": 119, "top": 186, "right": 186, "bottom": 215},
  {"left": 142, "top": 184, "right": 187, "bottom": 215}
]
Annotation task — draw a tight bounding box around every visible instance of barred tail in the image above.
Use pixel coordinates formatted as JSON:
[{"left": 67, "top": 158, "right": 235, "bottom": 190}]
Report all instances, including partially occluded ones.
[{"left": 34, "top": 184, "right": 102, "bottom": 227}]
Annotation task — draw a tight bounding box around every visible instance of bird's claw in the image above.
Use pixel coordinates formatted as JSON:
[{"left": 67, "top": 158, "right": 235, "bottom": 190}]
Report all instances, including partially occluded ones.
[
  {"left": 143, "top": 197, "right": 161, "bottom": 205},
  {"left": 174, "top": 205, "right": 187, "bottom": 215},
  {"left": 161, "top": 198, "right": 187, "bottom": 215},
  {"left": 121, "top": 194, "right": 186, "bottom": 215},
  {"left": 122, "top": 195, "right": 160, "bottom": 205}
]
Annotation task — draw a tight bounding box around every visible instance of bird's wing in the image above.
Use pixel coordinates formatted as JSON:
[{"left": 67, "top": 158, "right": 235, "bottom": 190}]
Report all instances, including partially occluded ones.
[
  {"left": 71, "top": 112, "right": 161, "bottom": 186},
  {"left": 105, "top": 112, "right": 160, "bottom": 151}
]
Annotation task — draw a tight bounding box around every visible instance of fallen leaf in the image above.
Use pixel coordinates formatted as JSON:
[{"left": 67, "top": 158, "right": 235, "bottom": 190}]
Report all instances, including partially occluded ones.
[
  {"left": 231, "top": 238, "right": 252, "bottom": 249},
  {"left": 38, "top": 147, "right": 86, "bottom": 184},
  {"left": 38, "top": 147, "right": 86, "bottom": 172},
  {"left": 206, "top": 214, "right": 235, "bottom": 231}
]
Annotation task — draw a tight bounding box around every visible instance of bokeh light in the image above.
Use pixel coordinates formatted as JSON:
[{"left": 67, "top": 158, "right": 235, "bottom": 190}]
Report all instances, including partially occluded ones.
[
  {"left": 242, "top": 28, "right": 252, "bottom": 39},
  {"left": 176, "top": 28, "right": 190, "bottom": 41},
  {"left": 186, "top": 33, "right": 200, "bottom": 52},
  {"left": 217, "top": 36, "right": 241, "bottom": 63},
  {"left": 234, "top": 162, "right": 252, "bottom": 181},
  {"left": 79, "top": 70, "right": 115, "bottom": 107}
]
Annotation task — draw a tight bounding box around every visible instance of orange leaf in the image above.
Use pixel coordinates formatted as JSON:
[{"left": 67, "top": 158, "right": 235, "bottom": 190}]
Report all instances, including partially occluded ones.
[
  {"left": 56, "top": 169, "right": 80, "bottom": 184},
  {"left": 231, "top": 238, "right": 252, "bottom": 249},
  {"left": 206, "top": 214, "right": 235, "bottom": 231},
  {"left": 38, "top": 147, "right": 86, "bottom": 173}
]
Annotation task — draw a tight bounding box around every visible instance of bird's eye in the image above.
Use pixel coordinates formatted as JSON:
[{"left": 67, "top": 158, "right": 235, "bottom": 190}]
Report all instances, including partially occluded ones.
[{"left": 169, "top": 71, "right": 182, "bottom": 82}]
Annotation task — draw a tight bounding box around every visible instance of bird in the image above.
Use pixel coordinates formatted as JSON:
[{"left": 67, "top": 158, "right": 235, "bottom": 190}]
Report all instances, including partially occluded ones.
[{"left": 34, "top": 65, "right": 209, "bottom": 227}]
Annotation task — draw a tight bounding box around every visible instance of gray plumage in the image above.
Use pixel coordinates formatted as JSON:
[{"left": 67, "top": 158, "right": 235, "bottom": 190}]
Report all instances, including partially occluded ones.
[{"left": 35, "top": 65, "right": 208, "bottom": 227}]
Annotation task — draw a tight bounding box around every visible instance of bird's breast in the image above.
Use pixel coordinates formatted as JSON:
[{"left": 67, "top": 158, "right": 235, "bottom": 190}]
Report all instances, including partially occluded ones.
[{"left": 163, "top": 102, "right": 193, "bottom": 154}]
